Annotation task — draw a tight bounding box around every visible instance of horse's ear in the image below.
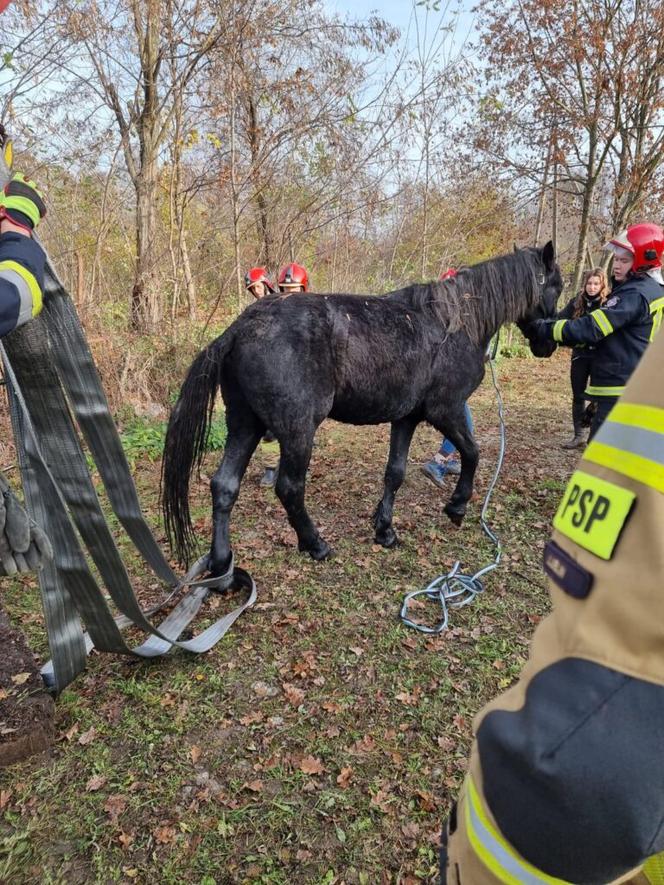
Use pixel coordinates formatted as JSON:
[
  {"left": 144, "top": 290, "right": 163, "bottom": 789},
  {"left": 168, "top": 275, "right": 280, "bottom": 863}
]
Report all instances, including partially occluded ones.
[{"left": 542, "top": 240, "right": 555, "bottom": 271}]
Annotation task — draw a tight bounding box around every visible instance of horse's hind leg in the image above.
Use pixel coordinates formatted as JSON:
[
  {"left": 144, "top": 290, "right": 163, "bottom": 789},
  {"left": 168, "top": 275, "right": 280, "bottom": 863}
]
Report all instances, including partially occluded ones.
[
  {"left": 426, "top": 405, "right": 479, "bottom": 526},
  {"left": 275, "top": 433, "right": 332, "bottom": 561},
  {"left": 373, "top": 416, "right": 418, "bottom": 548},
  {"left": 209, "top": 413, "right": 263, "bottom": 576}
]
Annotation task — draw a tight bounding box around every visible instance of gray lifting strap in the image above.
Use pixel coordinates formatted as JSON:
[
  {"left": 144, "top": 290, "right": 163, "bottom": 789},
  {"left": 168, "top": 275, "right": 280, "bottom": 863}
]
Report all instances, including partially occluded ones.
[{"left": 0, "top": 177, "right": 255, "bottom": 694}]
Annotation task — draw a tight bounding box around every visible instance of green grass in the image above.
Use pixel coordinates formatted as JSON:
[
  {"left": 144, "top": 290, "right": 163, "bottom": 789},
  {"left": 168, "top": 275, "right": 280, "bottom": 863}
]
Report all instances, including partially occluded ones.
[{"left": 118, "top": 414, "right": 228, "bottom": 470}]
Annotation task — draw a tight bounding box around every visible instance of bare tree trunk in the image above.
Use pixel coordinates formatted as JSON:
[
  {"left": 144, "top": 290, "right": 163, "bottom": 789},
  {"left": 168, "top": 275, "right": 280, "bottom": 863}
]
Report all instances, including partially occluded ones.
[
  {"left": 75, "top": 250, "right": 85, "bottom": 310},
  {"left": 180, "top": 231, "right": 196, "bottom": 320},
  {"left": 132, "top": 156, "right": 160, "bottom": 331},
  {"left": 245, "top": 91, "right": 272, "bottom": 268},
  {"left": 552, "top": 160, "right": 558, "bottom": 255},
  {"left": 534, "top": 135, "right": 553, "bottom": 246},
  {"left": 229, "top": 61, "right": 243, "bottom": 311}
]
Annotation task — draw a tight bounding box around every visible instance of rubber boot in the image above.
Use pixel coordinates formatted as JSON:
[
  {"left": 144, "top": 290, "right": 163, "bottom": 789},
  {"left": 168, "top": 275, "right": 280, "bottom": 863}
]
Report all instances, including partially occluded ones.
[{"left": 561, "top": 402, "right": 586, "bottom": 449}]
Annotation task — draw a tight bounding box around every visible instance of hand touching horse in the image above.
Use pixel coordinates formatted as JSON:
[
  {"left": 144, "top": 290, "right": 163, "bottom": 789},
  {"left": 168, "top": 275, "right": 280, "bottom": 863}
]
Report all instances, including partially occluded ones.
[{"left": 162, "top": 242, "right": 562, "bottom": 576}]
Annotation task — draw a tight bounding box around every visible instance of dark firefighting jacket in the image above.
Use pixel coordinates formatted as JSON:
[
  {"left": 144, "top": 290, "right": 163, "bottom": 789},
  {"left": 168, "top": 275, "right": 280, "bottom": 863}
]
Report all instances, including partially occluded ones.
[
  {"left": 0, "top": 231, "right": 45, "bottom": 338},
  {"left": 443, "top": 327, "right": 664, "bottom": 884},
  {"left": 549, "top": 272, "right": 663, "bottom": 400}
]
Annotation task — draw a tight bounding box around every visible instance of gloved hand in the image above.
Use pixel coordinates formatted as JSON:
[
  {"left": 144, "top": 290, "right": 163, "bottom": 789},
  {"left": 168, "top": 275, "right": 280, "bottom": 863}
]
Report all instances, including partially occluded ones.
[
  {"left": 529, "top": 318, "right": 555, "bottom": 343},
  {"left": 0, "top": 472, "right": 53, "bottom": 576},
  {"left": 0, "top": 172, "right": 46, "bottom": 233}
]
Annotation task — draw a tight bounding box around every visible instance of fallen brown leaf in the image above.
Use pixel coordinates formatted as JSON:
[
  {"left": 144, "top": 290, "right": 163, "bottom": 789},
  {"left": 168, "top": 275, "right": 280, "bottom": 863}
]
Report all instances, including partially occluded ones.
[
  {"left": 336, "top": 766, "right": 353, "bottom": 788},
  {"left": 370, "top": 788, "right": 393, "bottom": 813},
  {"left": 154, "top": 825, "right": 177, "bottom": 844},
  {"left": 118, "top": 831, "right": 134, "bottom": 849},
  {"left": 244, "top": 780, "right": 264, "bottom": 793},
  {"left": 299, "top": 755, "right": 325, "bottom": 775},
  {"left": 322, "top": 701, "right": 342, "bottom": 713},
  {"left": 416, "top": 789, "right": 436, "bottom": 812},
  {"left": 78, "top": 726, "right": 98, "bottom": 746},
  {"left": 190, "top": 745, "right": 201, "bottom": 764},
  {"left": 85, "top": 774, "right": 107, "bottom": 792},
  {"left": 282, "top": 682, "right": 305, "bottom": 705},
  {"left": 104, "top": 794, "right": 127, "bottom": 821},
  {"left": 10, "top": 672, "right": 30, "bottom": 686}
]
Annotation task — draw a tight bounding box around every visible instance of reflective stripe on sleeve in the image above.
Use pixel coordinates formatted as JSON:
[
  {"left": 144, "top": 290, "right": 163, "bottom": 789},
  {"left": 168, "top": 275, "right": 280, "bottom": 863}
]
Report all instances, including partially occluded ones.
[
  {"left": 591, "top": 309, "right": 613, "bottom": 336},
  {"left": 585, "top": 385, "right": 625, "bottom": 397},
  {"left": 552, "top": 319, "right": 567, "bottom": 342},
  {"left": 650, "top": 296, "right": 664, "bottom": 342},
  {"left": 465, "top": 777, "right": 572, "bottom": 884},
  {"left": 584, "top": 403, "right": 664, "bottom": 494},
  {"left": 644, "top": 851, "right": 664, "bottom": 885},
  {"left": 0, "top": 259, "right": 42, "bottom": 321}
]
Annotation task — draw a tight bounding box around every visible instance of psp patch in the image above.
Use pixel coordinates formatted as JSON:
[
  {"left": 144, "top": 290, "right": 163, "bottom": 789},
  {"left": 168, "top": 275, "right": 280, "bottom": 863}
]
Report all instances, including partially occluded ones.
[
  {"left": 553, "top": 470, "right": 636, "bottom": 560},
  {"left": 543, "top": 540, "right": 593, "bottom": 598}
]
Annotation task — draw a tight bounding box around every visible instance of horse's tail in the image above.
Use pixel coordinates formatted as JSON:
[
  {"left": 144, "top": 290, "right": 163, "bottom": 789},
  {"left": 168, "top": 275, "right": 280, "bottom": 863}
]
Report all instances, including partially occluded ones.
[{"left": 161, "top": 330, "right": 233, "bottom": 566}]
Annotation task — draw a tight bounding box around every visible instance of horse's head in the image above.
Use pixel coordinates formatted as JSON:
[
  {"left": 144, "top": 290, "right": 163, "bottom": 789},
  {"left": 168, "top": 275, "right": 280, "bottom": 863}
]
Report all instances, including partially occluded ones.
[{"left": 517, "top": 240, "right": 562, "bottom": 357}]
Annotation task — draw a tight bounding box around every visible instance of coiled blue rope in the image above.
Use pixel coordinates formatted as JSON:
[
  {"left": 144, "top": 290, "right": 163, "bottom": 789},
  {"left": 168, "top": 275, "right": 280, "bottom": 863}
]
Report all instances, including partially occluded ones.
[{"left": 400, "top": 353, "right": 505, "bottom": 634}]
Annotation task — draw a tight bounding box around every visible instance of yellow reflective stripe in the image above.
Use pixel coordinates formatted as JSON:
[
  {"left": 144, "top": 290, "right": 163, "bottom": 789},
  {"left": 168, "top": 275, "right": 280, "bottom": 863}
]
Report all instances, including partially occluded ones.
[
  {"left": 465, "top": 777, "right": 572, "bottom": 884},
  {"left": 584, "top": 441, "right": 664, "bottom": 495},
  {"left": 585, "top": 385, "right": 625, "bottom": 397},
  {"left": 0, "top": 259, "right": 42, "bottom": 316},
  {"left": 591, "top": 309, "right": 613, "bottom": 336},
  {"left": 650, "top": 297, "right": 664, "bottom": 341},
  {"left": 644, "top": 851, "right": 664, "bottom": 885},
  {"left": 610, "top": 402, "right": 664, "bottom": 435},
  {"left": 552, "top": 319, "right": 567, "bottom": 342}
]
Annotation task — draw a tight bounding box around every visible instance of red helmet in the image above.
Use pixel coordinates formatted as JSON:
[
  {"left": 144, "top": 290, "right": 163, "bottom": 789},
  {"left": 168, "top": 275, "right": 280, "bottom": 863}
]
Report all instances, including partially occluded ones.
[
  {"left": 607, "top": 223, "right": 664, "bottom": 272},
  {"left": 439, "top": 267, "right": 457, "bottom": 281},
  {"left": 278, "top": 262, "right": 308, "bottom": 291},
  {"left": 245, "top": 266, "right": 275, "bottom": 293}
]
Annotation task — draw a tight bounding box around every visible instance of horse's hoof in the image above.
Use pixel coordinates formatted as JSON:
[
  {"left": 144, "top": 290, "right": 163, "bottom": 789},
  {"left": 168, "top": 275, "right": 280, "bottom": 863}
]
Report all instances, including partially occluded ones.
[
  {"left": 301, "top": 539, "right": 334, "bottom": 561},
  {"left": 209, "top": 554, "right": 233, "bottom": 577},
  {"left": 310, "top": 543, "right": 334, "bottom": 561},
  {"left": 375, "top": 528, "right": 399, "bottom": 549},
  {"left": 444, "top": 504, "right": 465, "bottom": 527}
]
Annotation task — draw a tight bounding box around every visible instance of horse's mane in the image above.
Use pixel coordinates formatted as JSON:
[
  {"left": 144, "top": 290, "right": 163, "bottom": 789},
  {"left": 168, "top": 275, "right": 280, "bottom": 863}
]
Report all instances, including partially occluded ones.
[{"left": 387, "top": 249, "right": 544, "bottom": 344}]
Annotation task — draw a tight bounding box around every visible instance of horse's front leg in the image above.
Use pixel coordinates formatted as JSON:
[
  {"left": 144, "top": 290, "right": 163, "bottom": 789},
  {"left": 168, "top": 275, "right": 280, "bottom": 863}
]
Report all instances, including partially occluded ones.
[
  {"left": 424, "top": 402, "right": 479, "bottom": 526},
  {"left": 439, "top": 420, "right": 479, "bottom": 527},
  {"left": 276, "top": 434, "right": 332, "bottom": 561},
  {"left": 373, "top": 416, "right": 418, "bottom": 548},
  {"left": 209, "top": 423, "right": 262, "bottom": 576}
]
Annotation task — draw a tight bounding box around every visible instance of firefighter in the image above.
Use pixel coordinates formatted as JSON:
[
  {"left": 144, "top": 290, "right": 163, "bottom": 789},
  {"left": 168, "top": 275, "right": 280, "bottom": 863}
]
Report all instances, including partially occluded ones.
[
  {"left": 441, "top": 319, "right": 664, "bottom": 883},
  {"left": 0, "top": 171, "right": 52, "bottom": 575},
  {"left": 245, "top": 266, "right": 275, "bottom": 300},
  {"left": 277, "top": 262, "right": 308, "bottom": 294},
  {"left": 532, "top": 222, "right": 664, "bottom": 439}
]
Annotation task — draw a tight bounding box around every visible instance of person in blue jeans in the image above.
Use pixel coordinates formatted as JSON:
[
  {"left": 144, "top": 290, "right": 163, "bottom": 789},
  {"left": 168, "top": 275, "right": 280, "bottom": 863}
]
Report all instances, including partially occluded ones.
[{"left": 421, "top": 402, "right": 474, "bottom": 488}]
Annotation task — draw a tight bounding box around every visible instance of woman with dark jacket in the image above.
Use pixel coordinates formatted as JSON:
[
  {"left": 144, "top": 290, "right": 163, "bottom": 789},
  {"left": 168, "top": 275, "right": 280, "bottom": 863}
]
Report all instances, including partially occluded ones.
[
  {"left": 557, "top": 267, "right": 609, "bottom": 449},
  {"left": 533, "top": 222, "right": 664, "bottom": 440}
]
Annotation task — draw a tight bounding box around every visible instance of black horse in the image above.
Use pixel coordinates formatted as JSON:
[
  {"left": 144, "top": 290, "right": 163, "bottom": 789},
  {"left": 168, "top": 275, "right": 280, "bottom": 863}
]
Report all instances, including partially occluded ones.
[{"left": 162, "top": 242, "right": 561, "bottom": 575}]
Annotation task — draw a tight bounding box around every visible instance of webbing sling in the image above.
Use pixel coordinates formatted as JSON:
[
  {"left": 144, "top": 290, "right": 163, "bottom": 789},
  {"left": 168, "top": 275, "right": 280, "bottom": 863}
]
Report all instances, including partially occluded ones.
[{"left": 0, "top": 167, "right": 255, "bottom": 692}]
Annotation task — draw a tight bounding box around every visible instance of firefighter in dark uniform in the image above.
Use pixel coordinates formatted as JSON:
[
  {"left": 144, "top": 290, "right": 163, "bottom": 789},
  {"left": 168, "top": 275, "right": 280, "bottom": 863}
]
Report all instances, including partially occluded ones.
[
  {"left": 0, "top": 171, "right": 52, "bottom": 575},
  {"left": 441, "top": 244, "right": 664, "bottom": 882},
  {"left": 533, "top": 222, "right": 664, "bottom": 439}
]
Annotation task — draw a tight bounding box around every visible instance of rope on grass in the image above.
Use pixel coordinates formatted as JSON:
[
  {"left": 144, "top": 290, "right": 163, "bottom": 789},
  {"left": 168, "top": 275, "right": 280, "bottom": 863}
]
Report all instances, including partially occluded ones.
[{"left": 399, "top": 349, "right": 505, "bottom": 634}]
